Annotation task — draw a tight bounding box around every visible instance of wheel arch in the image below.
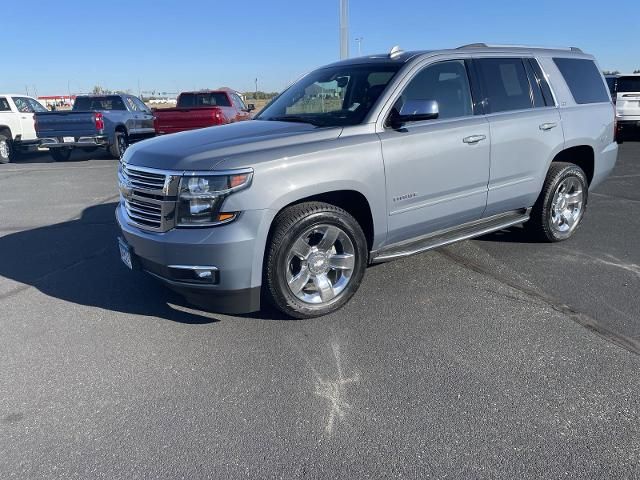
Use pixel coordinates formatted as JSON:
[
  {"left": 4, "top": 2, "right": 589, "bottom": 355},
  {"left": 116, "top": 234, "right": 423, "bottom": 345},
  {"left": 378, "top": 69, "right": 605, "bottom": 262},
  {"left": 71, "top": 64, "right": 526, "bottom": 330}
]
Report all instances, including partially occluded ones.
[
  {"left": 0, "top": 125, "right": 13, "bottom": 138},
  {"left": 550, "top": 144, "right": 595, "bottom": 185}
]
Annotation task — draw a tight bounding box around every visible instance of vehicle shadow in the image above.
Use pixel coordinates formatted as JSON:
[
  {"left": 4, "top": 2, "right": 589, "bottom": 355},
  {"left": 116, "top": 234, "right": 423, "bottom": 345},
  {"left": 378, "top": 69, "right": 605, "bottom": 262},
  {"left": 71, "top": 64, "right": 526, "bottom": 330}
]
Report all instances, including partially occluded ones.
[
  {"left": 0, "top": 202, "right": 218, "bottom": 324},
  {"left": 474, "top": 224, "right": 539, "bottom": 244}
]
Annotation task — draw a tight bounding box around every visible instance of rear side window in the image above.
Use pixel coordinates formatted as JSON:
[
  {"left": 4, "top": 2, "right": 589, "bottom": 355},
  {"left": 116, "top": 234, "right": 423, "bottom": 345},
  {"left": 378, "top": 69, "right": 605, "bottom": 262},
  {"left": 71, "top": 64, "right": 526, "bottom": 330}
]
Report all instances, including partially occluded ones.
[
  {"left": 553, "top": 58, "right": 609, "bottom": 104},
  {"left": 0, "top": 98, "right": 10, "bottom": 111},
  {"left": 617, "top": 76, "right": 640, "bottom": 93},
  {"left": 475, "top": 58, "right": 533, "bottom": 113}
]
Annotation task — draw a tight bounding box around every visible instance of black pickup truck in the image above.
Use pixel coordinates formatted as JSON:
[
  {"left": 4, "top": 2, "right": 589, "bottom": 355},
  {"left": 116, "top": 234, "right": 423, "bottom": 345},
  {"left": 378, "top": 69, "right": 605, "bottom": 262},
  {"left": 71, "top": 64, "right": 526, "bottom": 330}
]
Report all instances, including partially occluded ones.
[{"left": 35, "top": 94, "right": 155, "bottom": 161}]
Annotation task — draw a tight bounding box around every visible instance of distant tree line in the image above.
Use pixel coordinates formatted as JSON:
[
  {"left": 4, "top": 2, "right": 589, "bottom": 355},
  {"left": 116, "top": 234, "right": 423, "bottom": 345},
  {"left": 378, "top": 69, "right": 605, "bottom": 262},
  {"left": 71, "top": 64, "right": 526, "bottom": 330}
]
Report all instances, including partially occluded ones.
[
  {"left": 244, "top": 91, "right": 279, "bottom": 100},
  {"left": 603, "top": 70, "right": 640, "bottom": 75}
]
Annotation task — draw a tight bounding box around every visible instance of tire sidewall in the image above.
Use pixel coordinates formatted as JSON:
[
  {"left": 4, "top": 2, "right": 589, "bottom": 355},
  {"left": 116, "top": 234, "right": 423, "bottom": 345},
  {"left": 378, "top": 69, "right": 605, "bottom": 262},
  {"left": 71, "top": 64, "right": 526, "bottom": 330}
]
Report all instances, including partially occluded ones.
[
  {"left": 112, "top": 132, "right": 128, "bottom": 159},
  {"left": 542, "top": 166, "right": 588, "bottom": 241},
  {"left": 0, "top": 135, "right": 12, "bottom": 164},
  {"left": 270, "top": 210, "right": 367, "bottom": 318}
]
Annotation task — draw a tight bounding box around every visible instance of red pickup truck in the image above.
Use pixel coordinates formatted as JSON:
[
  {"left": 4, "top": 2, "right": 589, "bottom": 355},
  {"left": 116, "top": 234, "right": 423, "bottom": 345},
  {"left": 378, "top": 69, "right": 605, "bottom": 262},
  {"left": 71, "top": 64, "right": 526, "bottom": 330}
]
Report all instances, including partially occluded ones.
[{"left": 153, "top": 90, "right": 254, "bottom": 135}]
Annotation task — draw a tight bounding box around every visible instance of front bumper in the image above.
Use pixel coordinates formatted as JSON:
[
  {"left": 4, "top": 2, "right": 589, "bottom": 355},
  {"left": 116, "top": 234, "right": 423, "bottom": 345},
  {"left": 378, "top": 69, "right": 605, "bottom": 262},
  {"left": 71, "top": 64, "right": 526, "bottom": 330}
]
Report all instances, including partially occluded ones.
[{"left": 116, "top": 203, "right": 267, "bottom": 314}]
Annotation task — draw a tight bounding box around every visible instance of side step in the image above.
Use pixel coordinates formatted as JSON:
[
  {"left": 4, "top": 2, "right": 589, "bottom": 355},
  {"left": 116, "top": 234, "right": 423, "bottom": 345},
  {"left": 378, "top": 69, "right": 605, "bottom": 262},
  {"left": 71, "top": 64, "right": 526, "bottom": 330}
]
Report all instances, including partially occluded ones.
[{"left": 371, "top": 209, "right": 531, "bottom": 263}]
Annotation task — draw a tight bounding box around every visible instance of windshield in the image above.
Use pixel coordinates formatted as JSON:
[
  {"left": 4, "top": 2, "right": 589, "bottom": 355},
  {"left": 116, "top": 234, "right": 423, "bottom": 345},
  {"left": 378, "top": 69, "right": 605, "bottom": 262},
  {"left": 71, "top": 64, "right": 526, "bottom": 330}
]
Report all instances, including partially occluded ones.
[
  {"left": 617, "top": 76, "right": 640, "bottom": 93},
  {"left": 256, "top": 64, "right": 401, "bottom": 127},
  {"left": 73, "top": 96, "right": 127, "bottom": 111}
]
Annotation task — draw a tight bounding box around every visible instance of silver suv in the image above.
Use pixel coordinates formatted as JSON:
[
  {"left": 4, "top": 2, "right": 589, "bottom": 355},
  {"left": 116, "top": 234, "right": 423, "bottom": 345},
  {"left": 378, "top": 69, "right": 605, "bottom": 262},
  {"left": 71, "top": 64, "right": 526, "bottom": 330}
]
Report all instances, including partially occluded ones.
[{"left": 117, "top": 43, "right": 618, "bottom": 318}]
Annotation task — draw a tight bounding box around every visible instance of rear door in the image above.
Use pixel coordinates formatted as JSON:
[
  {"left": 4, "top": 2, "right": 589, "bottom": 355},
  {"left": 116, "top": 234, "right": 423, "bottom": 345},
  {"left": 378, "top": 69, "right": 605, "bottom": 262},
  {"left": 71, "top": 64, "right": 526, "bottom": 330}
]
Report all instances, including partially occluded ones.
[
  {"left": 473, "top": 57, "right": 564, "bottom": 216},
  {"left": 378, "top": 59, "right": 491, "bottom": 244},
  {"left": 11, "top": 96, "right": 40, "bottom": 140},
  {"left": 132, "top": 97, "right": 155, "bottom": 135}
]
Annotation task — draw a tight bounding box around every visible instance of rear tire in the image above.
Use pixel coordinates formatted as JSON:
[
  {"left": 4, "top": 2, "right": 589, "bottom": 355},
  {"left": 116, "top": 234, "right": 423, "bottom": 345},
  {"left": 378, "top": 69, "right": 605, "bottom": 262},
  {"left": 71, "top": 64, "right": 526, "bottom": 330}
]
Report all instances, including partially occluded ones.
[
  {"left": 109, "top": 131, "right": 128, "bottom": 159},
  {"left": 0, "top": 134, "right": 13, "bottom": 164},
  {"left": 50, "top": 148, "right": 72, "bottom": 162},
  {"left": 264, "top": 202, "right": 368, "bottom": 319},
  {"left": 527, "top": 162, "right": 588, "bottom": 242}
]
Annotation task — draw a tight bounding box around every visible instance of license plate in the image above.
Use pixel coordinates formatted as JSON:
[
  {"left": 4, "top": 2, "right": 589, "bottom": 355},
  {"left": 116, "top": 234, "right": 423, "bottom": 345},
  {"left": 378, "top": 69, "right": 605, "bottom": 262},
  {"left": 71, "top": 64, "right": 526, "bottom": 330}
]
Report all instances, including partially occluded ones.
[
  {"left": 118, "top": 238, "right": 133, "bottom": 270},
  {"left": 63, "top": 136, "right": 75, "bottom": 143}
]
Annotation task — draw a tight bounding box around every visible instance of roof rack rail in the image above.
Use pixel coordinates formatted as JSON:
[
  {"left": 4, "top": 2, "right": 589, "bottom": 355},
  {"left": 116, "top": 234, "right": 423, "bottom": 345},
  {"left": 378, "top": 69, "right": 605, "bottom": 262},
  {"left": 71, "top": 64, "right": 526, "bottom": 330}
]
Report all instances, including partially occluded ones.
[{"left": 457, "top": 43, "right": 583, "bottom": 53}]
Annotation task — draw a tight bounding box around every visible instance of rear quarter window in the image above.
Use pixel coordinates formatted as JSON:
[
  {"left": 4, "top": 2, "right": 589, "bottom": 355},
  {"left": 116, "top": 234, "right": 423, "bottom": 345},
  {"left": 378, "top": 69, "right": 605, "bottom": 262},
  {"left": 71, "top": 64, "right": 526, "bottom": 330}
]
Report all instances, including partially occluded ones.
[{"left": 553, "top": 58, "right": 609, "bottom": 104}]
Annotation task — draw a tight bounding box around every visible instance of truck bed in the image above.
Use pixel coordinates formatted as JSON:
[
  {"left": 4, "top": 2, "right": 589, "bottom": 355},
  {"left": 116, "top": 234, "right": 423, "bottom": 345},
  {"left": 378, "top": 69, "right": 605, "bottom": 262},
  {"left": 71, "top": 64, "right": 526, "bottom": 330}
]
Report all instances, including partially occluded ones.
[{"left": 153, "top": 106, "right": 227, "bottom": 135}]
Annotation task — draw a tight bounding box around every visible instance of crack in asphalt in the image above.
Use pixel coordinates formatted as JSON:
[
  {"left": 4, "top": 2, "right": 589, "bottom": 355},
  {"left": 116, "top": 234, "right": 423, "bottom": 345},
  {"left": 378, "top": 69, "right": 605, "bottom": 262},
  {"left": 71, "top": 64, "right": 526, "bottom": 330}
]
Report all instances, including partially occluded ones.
[{"left": 439, "top": 247, "right": 640, "bottom": 356}]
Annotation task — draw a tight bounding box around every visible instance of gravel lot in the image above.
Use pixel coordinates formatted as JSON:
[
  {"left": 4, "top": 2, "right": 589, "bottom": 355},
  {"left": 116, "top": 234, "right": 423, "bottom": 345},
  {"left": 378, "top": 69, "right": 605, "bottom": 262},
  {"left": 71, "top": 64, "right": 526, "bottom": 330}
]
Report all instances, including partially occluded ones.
[{"left": 1, "top": 143, "right": 639, "bottom": 479}]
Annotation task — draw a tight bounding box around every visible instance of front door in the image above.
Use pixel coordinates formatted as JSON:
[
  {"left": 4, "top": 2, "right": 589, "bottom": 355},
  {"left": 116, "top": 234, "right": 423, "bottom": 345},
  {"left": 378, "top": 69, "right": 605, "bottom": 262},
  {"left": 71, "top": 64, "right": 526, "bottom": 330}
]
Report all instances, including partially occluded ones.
[{"left": 377, "top": 59, "right": 491, "bottom": 245}]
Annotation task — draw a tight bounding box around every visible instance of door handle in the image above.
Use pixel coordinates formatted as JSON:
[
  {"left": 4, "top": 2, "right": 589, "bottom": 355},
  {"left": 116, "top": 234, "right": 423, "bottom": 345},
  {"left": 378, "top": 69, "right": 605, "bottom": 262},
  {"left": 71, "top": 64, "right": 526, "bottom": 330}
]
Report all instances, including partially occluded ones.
[
  {"left": 539, "top": 122, "right": 557, "bottom": 131},
  {"left": 463, "top": 134, "right": 486, "bottom": 144}
]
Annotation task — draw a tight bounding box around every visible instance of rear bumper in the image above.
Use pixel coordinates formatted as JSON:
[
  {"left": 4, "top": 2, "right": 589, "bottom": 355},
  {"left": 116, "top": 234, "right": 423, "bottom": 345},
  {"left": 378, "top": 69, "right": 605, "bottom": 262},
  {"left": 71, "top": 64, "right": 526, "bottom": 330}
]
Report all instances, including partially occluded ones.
[
  {"left": 115, "top": 203, "right": 269, "bottom": 314},
  {"left": 39, "top": 135, "right": 109, "bottom": 149}
]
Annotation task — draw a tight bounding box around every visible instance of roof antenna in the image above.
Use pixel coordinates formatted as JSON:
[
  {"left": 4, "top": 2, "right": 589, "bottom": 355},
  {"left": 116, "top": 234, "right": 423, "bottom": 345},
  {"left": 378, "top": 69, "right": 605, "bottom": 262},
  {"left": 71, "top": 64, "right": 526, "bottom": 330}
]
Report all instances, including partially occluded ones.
[{"left": 389, "top": 45, "right": 404, "bottom": 59}]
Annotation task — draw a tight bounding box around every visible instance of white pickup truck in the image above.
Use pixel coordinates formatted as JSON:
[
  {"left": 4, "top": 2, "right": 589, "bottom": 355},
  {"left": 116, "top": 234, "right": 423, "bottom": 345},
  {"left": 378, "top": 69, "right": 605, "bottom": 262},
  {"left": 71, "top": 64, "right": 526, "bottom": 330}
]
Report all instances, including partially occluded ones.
[{"left": 0, "top": 94, "right": 48, "bottom": 163}]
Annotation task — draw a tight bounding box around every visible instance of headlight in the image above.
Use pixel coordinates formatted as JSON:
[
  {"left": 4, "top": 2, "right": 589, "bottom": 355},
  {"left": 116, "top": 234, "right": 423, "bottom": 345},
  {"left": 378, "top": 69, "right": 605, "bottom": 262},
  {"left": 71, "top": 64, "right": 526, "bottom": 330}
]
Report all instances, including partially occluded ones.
[{"left": 177, "top": 170, "right": 253, "bottom": 227}]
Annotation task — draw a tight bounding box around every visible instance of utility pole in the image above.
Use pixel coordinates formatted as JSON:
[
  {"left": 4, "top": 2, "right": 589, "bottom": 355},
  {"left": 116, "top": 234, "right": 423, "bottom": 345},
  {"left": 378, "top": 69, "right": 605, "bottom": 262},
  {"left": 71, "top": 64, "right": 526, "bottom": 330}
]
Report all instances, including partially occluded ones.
[
  {"left": 255, "top": 77, "right": 258, "bottom": 99},
  {"left": 339, "top": 0, "right": 349, "bottom": 59},
  {"left": 355, "top": 36, "right": 363, "bottom": 56}
]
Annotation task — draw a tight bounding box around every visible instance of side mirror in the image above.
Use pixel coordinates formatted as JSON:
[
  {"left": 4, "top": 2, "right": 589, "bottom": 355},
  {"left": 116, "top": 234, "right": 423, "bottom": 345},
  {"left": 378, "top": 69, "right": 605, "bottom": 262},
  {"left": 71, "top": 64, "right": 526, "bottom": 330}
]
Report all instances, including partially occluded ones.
[
  {"left": 247, "top": 104, "right": 256, "bottom": 112},
  {"left": 391, "top": 100, "right": 439, "bottom": 127}
]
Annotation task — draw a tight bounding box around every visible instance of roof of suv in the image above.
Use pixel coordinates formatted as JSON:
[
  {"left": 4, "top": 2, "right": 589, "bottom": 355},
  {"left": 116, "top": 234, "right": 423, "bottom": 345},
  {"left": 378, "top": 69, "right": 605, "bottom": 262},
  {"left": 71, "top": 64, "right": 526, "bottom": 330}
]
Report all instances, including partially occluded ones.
[{"left": 326, "top": 44, "right": 590, "bottom": 68}]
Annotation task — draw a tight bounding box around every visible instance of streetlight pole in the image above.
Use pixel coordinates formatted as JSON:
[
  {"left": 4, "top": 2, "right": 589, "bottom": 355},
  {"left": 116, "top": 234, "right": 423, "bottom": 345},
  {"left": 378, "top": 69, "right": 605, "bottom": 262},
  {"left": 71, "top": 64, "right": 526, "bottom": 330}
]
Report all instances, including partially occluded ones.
[
  {"left": 355, "top": 37, "right": 363, "bottom": 56},
  {"left": 339, "top": 0, "right": 349, "bottom": 59}
]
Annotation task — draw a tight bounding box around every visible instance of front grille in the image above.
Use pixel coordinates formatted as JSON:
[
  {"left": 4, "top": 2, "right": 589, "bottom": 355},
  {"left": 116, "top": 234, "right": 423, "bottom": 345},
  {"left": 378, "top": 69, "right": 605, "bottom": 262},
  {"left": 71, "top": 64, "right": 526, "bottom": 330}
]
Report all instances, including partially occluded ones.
[
  {"left": 125, "top": 198, "right": 162, "bottom": 229},
  {"left": 119, "top": 164, "right": 181, "bottom": 232},
  {"left": 123, "top": 165, "right": 166, "bottom": 191}
]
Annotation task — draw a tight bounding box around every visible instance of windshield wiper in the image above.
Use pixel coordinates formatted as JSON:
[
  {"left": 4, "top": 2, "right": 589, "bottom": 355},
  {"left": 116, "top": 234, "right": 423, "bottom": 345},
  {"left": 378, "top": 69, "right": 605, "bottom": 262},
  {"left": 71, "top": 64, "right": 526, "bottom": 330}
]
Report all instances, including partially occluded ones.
[{"left": 265, "top": 115, "right": 323, "bottom": 126}]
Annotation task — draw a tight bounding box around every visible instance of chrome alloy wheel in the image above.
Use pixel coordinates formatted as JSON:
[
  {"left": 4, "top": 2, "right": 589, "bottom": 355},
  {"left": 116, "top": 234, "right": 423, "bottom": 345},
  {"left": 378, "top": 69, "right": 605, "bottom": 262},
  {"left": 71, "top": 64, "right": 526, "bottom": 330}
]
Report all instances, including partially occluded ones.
[
  {"left": 285, "top": 224, "right": 356, "bottom": 304},
  {"left": 0, "top": 139, "right": 9, "bottom": 159},
  {"left": 550, "top": 176, "right": 584, "bottom": 234}
]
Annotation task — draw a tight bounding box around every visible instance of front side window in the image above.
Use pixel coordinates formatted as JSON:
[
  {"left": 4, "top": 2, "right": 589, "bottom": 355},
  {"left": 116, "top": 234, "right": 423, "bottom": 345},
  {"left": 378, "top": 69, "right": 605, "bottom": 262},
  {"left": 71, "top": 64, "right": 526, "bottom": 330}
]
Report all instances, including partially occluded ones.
[
  {"left": 392, "top": 60, "right": 473, "bottom": 121},
  {"left": 125, "top": 97, "right": 139, "bottom": 111},
  {"left": 27, "top": 98, "right": 47, "bottom": 112},
  {"left": 553, "top": 58, "right": 610, "bottom": 104},
  {"left": 256, "top": 64, "right": 401, "bottom": 127},
  {"left": 475, "top": 58, "right": 533, "bottom": 113},
  {"left": 133, "top": 97, "right": 150, "bottom": 113}
]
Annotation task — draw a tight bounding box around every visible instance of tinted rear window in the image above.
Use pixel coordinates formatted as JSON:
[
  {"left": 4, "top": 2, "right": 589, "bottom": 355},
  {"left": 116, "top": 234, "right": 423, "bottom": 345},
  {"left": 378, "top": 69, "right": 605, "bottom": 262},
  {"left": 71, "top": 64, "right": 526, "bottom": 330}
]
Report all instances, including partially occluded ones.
[
  {"left": 553, "top": 58, "right": 609, "bottom": 104},
  {"left": 617, "top": 76, "right": 640, "bottom": 93},
  {"left": 0, "top": 98, "right": 10, "bottom": 111},
  {"left": 73, "top": 96, "right": 127, "bottom": 111},
  {"left": 177, "top": 93, "right": 232, "bottom": 108}
]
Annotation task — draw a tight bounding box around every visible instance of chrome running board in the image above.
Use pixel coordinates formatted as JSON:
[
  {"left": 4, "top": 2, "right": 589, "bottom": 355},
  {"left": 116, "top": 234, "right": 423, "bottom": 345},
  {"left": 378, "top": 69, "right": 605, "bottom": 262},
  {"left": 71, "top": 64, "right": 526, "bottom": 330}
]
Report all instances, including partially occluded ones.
[{"left": 371, "top": 208, "right": 531, "bottom": 263}]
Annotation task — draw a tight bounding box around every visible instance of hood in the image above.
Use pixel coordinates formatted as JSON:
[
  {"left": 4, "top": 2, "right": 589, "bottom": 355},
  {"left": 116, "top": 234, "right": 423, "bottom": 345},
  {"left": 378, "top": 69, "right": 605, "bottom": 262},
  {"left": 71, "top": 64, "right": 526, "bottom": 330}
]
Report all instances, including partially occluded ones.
[{"left": 124, "top": 120, "right": 342, "bottom": 171}]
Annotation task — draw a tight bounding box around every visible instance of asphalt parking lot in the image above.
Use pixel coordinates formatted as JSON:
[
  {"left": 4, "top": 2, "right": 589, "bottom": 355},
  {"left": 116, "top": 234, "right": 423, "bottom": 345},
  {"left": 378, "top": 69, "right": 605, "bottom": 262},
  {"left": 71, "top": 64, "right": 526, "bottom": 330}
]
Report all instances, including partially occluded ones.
[{"left": 1, "top": 144, "right": 639, "bottom": 478}]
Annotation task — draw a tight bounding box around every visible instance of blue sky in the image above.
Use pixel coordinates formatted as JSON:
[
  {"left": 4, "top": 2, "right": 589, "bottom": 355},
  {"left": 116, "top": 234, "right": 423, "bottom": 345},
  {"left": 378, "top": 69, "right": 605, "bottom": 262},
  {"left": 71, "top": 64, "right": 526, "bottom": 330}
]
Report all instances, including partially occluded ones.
[{"left": 2, "top": 0, "right": 637, "bottom": 96}]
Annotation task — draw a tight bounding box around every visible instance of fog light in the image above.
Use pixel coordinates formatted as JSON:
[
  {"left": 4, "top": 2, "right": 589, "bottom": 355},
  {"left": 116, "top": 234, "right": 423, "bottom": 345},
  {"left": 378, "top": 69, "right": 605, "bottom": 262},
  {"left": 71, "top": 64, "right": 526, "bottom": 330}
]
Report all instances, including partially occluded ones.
[{"left": 194, "top": 269, "right": 213, "bottom": 279}]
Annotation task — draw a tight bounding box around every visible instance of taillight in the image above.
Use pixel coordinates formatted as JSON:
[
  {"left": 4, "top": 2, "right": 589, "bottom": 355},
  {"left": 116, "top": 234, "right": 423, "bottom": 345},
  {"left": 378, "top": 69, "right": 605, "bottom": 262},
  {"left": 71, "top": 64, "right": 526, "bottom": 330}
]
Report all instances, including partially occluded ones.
[
  {"left": 94, "top": 112, "right": 104, "bottom": 131},
  {"left": 34, "top": 115, "right": 38, "bottom": 131},
  {"left": 613, "top": 104, "right": 619, "bottom": 143}
]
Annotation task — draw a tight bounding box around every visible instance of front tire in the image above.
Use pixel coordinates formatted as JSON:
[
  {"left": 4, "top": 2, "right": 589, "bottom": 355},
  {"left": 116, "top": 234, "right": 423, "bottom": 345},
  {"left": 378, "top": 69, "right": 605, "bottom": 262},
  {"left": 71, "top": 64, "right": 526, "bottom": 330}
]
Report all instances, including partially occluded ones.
[
  {"left": 528, "top": 162, "right": 588, "bottom": 242},
  {"left": 0, "top": 134, "right": 13, "bottom": 164},
  {"left": 50, "top": 148, "right": 72, "bottom": 162},
  {"left": 264, "top": 202, "right": 368, "bottom": 319}
]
